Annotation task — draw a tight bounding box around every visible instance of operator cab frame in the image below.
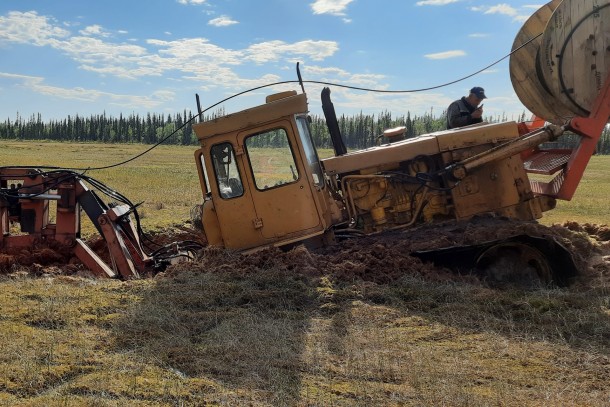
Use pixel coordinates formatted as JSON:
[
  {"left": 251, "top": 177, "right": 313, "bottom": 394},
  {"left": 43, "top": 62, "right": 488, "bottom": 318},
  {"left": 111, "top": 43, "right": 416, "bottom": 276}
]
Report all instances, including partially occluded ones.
[{"left": 192, "top": 91, "right": 334, "bottom": 252}]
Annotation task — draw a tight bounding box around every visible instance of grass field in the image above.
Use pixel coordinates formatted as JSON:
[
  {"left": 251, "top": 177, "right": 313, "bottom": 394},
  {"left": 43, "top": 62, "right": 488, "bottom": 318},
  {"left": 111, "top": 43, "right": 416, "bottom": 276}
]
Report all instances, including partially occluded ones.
[
  {"left": 0, "top": 141, "right": 609, "bottom": 406},
  {"left": 1, "top": 140, "right": 608, "bottom": 228},
  {"left": 0, "top": 141, "right": 204, "bottom": 233},
  {"left": 536, "top": 156, "right": 610, "bottom": 226}
]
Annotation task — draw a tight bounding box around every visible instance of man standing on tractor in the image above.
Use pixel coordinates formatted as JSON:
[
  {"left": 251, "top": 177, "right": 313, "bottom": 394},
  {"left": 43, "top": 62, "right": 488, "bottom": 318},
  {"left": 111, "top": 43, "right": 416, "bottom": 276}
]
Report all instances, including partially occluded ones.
[{"left": 446, "top": 87, "right": 486, "bottom": 129}]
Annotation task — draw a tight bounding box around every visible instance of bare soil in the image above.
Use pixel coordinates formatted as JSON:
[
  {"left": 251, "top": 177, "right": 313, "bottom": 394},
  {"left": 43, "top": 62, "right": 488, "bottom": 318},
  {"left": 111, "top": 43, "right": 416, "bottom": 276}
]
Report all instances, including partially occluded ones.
[{"left": 3, "top": 216, "right": 607, "bottom": 288}]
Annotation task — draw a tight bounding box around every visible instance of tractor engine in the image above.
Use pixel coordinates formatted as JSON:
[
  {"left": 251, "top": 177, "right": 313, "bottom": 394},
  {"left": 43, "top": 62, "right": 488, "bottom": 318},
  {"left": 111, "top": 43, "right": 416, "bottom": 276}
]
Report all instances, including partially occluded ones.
[
  {"left": 339, "top": 155, "right": 449, "bottom": 233},
  {"left": 321, "top": 120, "right": 557, "bottom": 235}
]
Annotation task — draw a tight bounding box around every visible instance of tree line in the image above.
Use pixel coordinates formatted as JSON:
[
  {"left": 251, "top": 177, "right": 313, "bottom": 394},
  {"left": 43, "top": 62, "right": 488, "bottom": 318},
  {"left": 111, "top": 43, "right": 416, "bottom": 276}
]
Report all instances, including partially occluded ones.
[
  {"left": 1, "top": 111, "right": 609, "bottom": 153},
  {"left": 0, "top": 111, "right": 199, "bottom": 145}
]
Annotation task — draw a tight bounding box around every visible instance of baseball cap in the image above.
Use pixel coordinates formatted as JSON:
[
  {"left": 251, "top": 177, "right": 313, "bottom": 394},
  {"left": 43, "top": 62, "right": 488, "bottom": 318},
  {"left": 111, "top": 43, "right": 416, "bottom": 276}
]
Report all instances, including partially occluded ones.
[{"left": 470, "top": 87, "right": 487, "bottom": 99}]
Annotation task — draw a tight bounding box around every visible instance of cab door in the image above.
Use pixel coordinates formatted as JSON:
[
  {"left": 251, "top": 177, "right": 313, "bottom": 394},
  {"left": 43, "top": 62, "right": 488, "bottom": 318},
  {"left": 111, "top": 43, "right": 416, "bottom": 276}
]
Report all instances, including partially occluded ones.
[
  {"left": 206, "top": 140, "right": 263, "bottom": 250},
  {"left": 239, "top": 121, "right": 322, "bottom": 241}
]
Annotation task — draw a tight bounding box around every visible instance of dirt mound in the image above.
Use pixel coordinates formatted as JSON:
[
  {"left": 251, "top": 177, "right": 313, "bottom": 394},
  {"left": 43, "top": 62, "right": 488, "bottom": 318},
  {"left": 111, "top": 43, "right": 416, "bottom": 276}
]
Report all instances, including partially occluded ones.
[
  {"left": 168, "top": 216, "right": 609, "bottom": 287},
  {"left": 563, "top": 221, "right": 610, "bottom": 242},
  {"left": 0, "top": 226, "right": 205, "bottom": 277},
  {"left": 2, "top": 217, "right": 609, "bottom": 286},
  {"left": 176, "top": 240, "right": 459, "bottom": 285},
  {"left": 0, "top": 239, "right": 79, "bottom": 275},
  {"left": 316, "top": 216, "right": 608, "bottom": 285}
]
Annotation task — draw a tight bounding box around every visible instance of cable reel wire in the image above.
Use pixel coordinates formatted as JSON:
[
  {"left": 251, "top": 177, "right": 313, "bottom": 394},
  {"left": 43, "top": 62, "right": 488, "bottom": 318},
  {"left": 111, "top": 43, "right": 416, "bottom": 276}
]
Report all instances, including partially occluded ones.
[
  {"left": 0, "top": 34, "right": 543, "bottom": 268},
  {"left": 46, "top": 31, "right": 541, "bottom": 173}
]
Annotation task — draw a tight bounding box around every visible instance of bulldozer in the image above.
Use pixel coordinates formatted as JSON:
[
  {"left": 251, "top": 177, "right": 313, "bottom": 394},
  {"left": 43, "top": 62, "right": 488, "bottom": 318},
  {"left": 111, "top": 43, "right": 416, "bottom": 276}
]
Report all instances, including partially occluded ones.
[
  {"left": 1, "top": 0, "right": 609, "bottom": 285},
  {"left": 190, "top": 0, "right": 609, "bottom": 286}
]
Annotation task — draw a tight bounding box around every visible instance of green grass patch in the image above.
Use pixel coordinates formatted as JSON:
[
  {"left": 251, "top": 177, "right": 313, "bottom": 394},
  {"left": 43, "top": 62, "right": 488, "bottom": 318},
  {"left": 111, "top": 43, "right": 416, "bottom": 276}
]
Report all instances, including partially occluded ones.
[{"left": 538, "top": 155, "right": 610, "bottom": 226}]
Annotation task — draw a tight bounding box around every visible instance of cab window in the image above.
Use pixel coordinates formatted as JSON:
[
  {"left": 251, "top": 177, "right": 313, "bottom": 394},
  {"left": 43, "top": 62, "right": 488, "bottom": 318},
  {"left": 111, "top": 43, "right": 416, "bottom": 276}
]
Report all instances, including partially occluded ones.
[
  {"left": 245, "top": 128, "right": 299, "bottom": 190},
  {"left": 210, "top": 142, "right": 244, "bottom": 199},
  {"left": 296, "top": 115, "right": 324, "bottom": 187}
]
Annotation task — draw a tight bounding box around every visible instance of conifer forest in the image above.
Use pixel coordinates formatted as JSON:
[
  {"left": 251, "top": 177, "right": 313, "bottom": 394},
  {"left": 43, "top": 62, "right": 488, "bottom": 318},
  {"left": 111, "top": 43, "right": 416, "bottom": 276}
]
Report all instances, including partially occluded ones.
[{"left": 1, "top": 110, "right": 609, "bottom": 153}]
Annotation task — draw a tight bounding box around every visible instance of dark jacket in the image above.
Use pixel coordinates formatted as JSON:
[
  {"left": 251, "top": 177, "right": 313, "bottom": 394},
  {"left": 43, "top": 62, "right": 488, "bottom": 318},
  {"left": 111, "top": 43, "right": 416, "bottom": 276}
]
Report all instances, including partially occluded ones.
[{"left": 446, "top": 97, "right": 482, "bottom": 129}]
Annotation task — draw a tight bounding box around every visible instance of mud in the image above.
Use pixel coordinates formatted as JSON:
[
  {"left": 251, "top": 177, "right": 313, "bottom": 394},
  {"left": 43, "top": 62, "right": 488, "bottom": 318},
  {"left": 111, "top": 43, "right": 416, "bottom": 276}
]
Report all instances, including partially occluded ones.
[{"left": 2, "top": 215, "right": 607, "bottom": 288}]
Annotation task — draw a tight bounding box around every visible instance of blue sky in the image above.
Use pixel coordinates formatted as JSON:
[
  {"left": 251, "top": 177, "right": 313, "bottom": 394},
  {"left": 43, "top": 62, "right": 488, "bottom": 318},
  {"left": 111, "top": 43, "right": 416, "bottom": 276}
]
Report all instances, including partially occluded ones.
[{"left": 0, "top": 0, "right": 543, "bottom": 123}]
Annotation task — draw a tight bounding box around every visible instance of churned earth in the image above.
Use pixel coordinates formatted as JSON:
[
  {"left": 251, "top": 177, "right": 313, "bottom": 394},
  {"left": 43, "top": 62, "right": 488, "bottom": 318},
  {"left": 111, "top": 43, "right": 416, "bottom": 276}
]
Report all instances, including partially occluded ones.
[{"left": 1, "top": 217, "right": 609, "bottom": 287}]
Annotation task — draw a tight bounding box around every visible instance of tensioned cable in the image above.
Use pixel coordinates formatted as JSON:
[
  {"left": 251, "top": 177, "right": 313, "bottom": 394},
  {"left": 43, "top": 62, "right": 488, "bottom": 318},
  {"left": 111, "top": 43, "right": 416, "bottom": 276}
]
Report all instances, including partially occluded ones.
[
  {"left": 2, "top": 32, "right": 542, "bottom": 173},
  {"left": 0, "top": 34, "right": 543, "bottom": 260}
]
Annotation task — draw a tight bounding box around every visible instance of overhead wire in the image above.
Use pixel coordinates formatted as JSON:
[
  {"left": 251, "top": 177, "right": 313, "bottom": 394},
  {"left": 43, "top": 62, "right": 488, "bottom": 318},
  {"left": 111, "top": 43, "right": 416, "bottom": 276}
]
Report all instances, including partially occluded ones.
[
  {"left": 1, "top": 32, "right": 543, "bottom": 267},
  {"left": 4, "top": 30, "right": 542, "bottom": 173}
]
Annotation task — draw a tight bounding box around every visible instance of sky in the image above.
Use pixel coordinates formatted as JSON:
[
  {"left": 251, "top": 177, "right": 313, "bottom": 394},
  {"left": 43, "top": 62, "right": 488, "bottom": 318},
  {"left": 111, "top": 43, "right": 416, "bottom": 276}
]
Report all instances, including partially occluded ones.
[{"left": 0, "top": 0, "right": 545, "bottom": 123}]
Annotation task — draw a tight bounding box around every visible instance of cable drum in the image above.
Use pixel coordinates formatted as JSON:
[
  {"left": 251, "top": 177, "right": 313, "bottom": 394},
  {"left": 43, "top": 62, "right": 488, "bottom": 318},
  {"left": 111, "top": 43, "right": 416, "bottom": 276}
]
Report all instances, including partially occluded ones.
[
  {"left": 510, "top": 0, "right": 610, "bottom": 122},
  {"left": 541, "top": 0, "right": 610, "bottom": 117},
  {"left": 510, "top": 0, "right": 573, "bottom": 124}
]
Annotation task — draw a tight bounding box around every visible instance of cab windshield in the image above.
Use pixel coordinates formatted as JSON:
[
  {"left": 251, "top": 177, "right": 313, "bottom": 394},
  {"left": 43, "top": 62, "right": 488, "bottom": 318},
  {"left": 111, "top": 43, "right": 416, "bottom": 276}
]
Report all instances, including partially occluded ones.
[{"left": 296, "top": 115, "right": 324, "bottom": 187}]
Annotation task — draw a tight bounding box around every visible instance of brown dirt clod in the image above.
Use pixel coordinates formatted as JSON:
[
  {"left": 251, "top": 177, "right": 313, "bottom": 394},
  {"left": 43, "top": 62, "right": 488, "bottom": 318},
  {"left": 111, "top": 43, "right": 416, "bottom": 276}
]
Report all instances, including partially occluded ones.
[{"left": 2, "top": 217, "right": 609, "bottom": 287}]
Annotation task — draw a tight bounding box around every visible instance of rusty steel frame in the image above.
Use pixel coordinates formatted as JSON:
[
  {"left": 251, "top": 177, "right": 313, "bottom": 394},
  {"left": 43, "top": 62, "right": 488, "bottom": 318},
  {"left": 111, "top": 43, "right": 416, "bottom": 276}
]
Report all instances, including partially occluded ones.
[
  {"left": 0, "top": 169, "right": 150, "bottom": 278},
  {"left": 521, "top": 70, "right": 610, "bottom": 201}
]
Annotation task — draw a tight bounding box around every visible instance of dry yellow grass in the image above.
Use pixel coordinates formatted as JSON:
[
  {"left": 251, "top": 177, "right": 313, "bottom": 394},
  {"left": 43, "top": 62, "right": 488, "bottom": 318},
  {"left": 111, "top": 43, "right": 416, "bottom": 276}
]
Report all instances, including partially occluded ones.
[
  {"left": 1, "top": 141, "right": 609, "bottom": 406},
  {"left": 1, "top": 255, "right": 608, "bottom": 406}
]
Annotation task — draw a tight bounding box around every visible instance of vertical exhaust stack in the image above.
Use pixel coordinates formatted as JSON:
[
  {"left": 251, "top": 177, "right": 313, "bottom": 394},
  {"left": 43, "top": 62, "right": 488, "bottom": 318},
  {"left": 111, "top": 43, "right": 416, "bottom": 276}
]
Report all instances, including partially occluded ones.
[
  {"left": 321, "top": 87, "right": 348, "bottom": 157},
  {"left": 195, "top": 93, "right": 203, "bottom": 123}
]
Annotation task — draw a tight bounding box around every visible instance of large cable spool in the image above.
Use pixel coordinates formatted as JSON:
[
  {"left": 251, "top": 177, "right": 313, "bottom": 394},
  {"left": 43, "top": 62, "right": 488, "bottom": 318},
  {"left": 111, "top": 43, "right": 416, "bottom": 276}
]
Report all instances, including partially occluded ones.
[
  {"left": 510, "top": 0, "right": 572, "bottom": 124},
  {"left": 510, "top": 0, "right": 610, "bottom": 123}
]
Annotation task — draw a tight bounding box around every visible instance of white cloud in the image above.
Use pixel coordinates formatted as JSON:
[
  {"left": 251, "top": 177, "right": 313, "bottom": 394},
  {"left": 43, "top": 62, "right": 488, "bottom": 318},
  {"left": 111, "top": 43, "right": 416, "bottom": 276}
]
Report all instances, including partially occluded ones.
[
  {"left": 484, "top": 4, "right": 518, "bottom": 16},
  {"left": 245, "top": 40, "right": 339, "bottom": 63},
  {"left": 148, "top": 38, "right": 242, "bottom": 65},
  {"left": 331, "top": 90, "right": 452, "bottom": 117},
  {"left": 1, "top": 11, "right": 340, "bottom": 81},
  {"left": 303, "top": 65, "right": 350, "bottom": 77},
  {"left": 0, "top": 71, "right": 173, "bottom": 108},
  {"left": 311, "top": 0, "right": 354, "bottom": 16},
  {"left": 79, "top": 25, "right": 111, "bottom": 37},
  {"left": 0, "top": 72, "right": 40, "bottom": 81},
  {"left": 176, "top": 0, "right": 207, "bottom": 4},
  {"left": 208, "top": 15, "right": 239, "bottom": 27},
  {"left": 469, "top": 33, "right": 489, "bottom": 38},
  {"left": 471, "top": 3, "right": 532, "bottom": 22},
  {"left": 349, "top": 73, "right": 387, "bottom": 86},
  {"left": 424, "top": 50, "right": 466, "bottom": 59},
  {"left": 150, "top": 90, "right": 176, "bottom": 102},
  {"left": 62, "top": 36, "right": 149, "bottom": 78},
  {"left": 300, "top": 64, "right": 386, "bottom": 88},
  {"left": 0, "top": 11, "right": 69, "bottom": 46},
  {"left": 0, "top": 10, "right": 346, "bottom": 103},
  {"left": 513, "top": 15, "right": 530, "bottom": 23},
  {"left": 416, "top": 0, "right": 459, "bottom": 5}
]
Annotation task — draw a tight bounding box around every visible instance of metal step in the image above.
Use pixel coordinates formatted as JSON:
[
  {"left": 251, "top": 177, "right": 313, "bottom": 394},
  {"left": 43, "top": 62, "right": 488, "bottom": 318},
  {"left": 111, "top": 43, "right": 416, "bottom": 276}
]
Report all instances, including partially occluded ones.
[{"left": 523, "top": 150, "right": 572, "bottom": 175}]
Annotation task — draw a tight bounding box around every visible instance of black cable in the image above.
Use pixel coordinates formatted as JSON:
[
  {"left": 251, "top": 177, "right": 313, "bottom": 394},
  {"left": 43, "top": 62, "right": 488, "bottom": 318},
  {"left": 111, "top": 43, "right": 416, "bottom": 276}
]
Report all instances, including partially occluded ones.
[
  {"left": 1, "top": 33, "right": 542, "bottom": 266},
  {"left": 17, "top": 31, "right": 541, "bottom": 173}
]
